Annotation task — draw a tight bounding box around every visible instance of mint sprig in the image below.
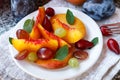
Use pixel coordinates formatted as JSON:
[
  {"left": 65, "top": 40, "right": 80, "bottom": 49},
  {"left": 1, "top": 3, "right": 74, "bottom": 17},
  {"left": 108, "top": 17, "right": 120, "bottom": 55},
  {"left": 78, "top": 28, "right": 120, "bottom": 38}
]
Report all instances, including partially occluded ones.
[
  {"left": 91, "top": 37, "right": 99, "bottom": 46},
  {"left": 66, "top": 9, "right": 75, "bottom": 25},
  {"left": 23, "top": 18, "right": 34, "bottom": 33},
  {"left": 54, "top": 45, "right": 69, "bottom": 60}
]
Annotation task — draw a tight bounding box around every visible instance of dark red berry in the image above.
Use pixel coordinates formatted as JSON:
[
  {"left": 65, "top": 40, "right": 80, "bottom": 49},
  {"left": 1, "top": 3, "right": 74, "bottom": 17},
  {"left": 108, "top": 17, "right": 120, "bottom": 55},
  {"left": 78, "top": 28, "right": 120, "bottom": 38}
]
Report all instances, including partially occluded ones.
[
  {"left": 45, "top": 7, "right": 55, "bottom": 17},
  {"left": 107, "top": 38, "right": 120, "bottom": 54},
  {"left": 100, "top": 26, "right": 112, "bottom": 36},
  {"left": 42, "top": 16, "right": 53, "bottom": 32},
  {"left": 75, "top": 39, "right": 94, "bottom": 49}
]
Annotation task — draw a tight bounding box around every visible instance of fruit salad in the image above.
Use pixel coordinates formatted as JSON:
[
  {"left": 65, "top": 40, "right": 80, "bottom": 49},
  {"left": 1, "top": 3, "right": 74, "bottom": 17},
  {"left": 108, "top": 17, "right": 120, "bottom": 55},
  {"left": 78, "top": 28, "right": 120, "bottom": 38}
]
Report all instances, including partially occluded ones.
[{"left": 9, "top": 6, "right": 98, "bottom": 69}]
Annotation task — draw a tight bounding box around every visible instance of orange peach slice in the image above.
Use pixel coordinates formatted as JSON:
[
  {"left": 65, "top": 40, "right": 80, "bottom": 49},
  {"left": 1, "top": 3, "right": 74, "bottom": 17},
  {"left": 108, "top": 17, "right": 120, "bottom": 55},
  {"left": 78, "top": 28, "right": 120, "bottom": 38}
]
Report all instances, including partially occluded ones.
[
  {"left": 50, "top": 14, "right": 86, "bottom": 43},
  {"left": 9, "top": 38, "right": 58, "bottom": 52},
  {"left": 30, "top": 25, "right": 41, "bottom": 39},
  {"left": 30, "top": 7, "right": 45, "bottom": 39},
  {"left": 37, "top": 24, "right": 71, "bottom": 47},
  {"left": 36, "top": 7, "right": 46, "bottom": 24},
  {"left": 36, "top": 47, "right": 74, "bottom": 69},
  {"left": 50, "top": 14, "right": 86, "bottom": 33}
]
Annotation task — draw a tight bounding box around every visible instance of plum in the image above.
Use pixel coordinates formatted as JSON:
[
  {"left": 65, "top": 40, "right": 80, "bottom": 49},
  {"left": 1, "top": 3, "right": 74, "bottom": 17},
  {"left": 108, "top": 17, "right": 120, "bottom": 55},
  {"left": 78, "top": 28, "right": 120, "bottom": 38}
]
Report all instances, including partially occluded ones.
[
  {"left": 82, "top": 0, "right": 116, "bottom": 20},
  {"left": 11, "top": 0, "right": 50, "bottom": 22},
  {"left": 11, "top": 0, "right": 36, "bottom": 22}
]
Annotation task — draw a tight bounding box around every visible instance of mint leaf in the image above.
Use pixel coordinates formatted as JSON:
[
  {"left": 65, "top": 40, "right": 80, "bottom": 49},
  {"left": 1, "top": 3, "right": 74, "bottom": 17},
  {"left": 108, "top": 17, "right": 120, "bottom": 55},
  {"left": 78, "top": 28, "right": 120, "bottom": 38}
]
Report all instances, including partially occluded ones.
[
  {"left": 9, "top": 37, "right": 13, "bottom": 44},
  {"left": 54, "top": 45, "right": 69, "bottom": 60},
  {"left": 66, "top": 9, "right": 75, "bottom": 25},
  {"left": 91, "top": 37, "right": 99, "bottom": 46},
  {"left": 23, "top": 18, "right": 34, "bottom": 33}
]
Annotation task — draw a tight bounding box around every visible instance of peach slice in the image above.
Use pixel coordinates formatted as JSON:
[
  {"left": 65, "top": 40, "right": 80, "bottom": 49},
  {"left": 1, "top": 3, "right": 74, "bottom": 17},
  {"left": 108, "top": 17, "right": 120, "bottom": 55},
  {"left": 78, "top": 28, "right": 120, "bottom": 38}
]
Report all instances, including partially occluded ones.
[
  {"left": 37, "top": 24, "right": 71, "bottom": 47},
  {"left": 30, "top": 7, "right": 45, "bottom": 39},
  {"left": 30, "top": 25, "right": 41, "bottom": 39},
  {"left": 36, "top": 47, "right": 74, "bottom": 69},
  {"left": 50, "top": 14, "right": 86, "bottom": 43},
  {"left": 9, "top": 37, "right": 58, "bottom": 52},
  {"left": 36, "top": 7, "right": 46, "bottom": 24}
]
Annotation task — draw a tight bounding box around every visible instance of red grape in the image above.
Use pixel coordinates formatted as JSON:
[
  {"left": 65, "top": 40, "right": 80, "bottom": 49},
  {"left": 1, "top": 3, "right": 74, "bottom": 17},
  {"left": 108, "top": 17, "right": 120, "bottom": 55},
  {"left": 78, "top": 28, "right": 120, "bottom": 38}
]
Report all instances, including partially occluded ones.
[
  {"left": 73, "top": 50, "right": 88, "bottom": 60},
  {"left": 15, "top": 50, "right": 29, "bottom": 60},
  {"left": 42, "top": 16, "right": 53, "bottom": 32},
  {"left": 16, "top": 29, "right": 29, "bottom": 39},
  {"left": 75, "top": 39, "right": 94, "bottom": 49},
  {"left": 45, "top": 7, "right": 55, "bottom": 17},
  {"left": 37, "top": 48, "right": 54, "bottom": 60}
]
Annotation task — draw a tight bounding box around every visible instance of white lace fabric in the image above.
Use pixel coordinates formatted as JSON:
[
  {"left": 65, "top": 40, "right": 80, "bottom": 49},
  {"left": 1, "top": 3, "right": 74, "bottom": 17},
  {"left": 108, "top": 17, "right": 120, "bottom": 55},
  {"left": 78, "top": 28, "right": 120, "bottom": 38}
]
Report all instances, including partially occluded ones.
[{"left": 0, "top": 0, "right": 120, "bottom": 80}]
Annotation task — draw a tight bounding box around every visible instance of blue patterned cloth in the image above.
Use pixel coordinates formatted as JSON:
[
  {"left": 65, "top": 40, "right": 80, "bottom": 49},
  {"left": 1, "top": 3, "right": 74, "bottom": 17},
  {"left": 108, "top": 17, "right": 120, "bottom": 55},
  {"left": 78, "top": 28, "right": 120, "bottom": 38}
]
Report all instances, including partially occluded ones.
[{"left": 82, "top": 0, "right": 116, "bottom": 20}]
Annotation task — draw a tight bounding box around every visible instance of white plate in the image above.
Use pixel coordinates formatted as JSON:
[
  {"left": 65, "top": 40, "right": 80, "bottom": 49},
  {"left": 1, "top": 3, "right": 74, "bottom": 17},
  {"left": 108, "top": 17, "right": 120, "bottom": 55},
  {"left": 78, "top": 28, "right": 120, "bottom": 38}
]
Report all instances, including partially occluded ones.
[{"left": 9, "top": 7, "right": 103, "bottom": 80}]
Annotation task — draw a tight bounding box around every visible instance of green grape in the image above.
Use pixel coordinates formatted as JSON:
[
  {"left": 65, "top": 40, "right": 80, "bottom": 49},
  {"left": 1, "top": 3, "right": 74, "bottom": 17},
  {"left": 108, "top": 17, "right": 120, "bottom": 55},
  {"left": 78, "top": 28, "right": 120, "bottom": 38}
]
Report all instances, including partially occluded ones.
[
  {"left": 68, "top": 58, "right": 79, "bottom": 68},
  {"left": 54, "top": 27, "right": 66, "bottom": 38},
  {"left": 28, "top": 52, "right": 38, "bottom": 62}
]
